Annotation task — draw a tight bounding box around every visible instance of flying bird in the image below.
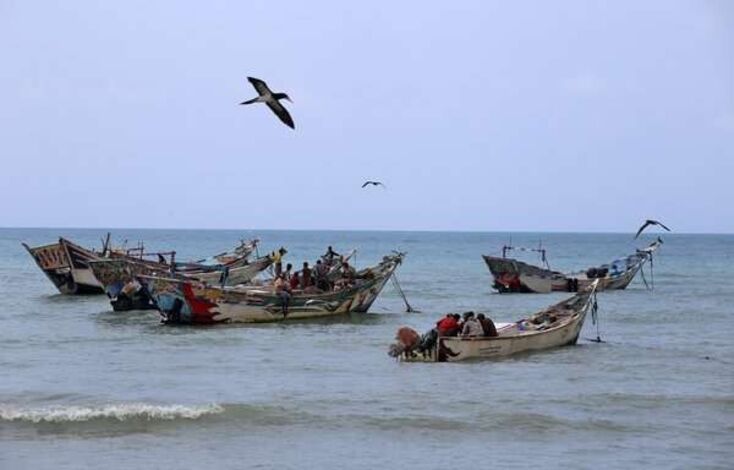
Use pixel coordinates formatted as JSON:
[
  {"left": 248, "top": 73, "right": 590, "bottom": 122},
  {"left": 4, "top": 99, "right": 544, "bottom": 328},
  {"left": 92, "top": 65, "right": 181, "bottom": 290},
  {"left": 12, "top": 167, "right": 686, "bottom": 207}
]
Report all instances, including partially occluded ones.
[
  {"left": 240, "top": 77, "right": 294, "bottom": 129},
  {"left": 634, "top": 219, "right": 671, "bottom": 239},
  {"left": 362, "top": 181, "right": 385, "bottom": 188}
]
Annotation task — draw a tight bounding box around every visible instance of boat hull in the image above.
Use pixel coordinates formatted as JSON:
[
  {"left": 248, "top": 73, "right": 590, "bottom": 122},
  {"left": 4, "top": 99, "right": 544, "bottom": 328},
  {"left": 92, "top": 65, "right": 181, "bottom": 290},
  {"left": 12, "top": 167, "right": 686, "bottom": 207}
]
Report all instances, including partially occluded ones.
[
  {"left": 89, "top": 255, "right": 273, "bottom": 312},
  {"left": 141, "top": 254, "right": 404, "bottom": 324},
  {"left": 483, "top": 240, "right": 661, "bottom": 294},
  {"left": 23, "top": 239, "right": 104, "bottom": 295},
  {"left": 403, "top": 286, "right": 596, "bottom": 363}
]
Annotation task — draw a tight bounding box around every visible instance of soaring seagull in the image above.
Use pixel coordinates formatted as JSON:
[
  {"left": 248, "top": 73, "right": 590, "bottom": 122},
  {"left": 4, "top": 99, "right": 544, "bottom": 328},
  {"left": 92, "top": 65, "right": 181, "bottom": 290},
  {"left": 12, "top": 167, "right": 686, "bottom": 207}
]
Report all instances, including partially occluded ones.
[
  {"left": 634, "top": 219, "right": 671, "bottom": 239},
  {"left": 362, "top": 181, "right": 385, "bottom": 188},
  {"left": 240, "top": 77, "right": 294, "bottom": 129}
]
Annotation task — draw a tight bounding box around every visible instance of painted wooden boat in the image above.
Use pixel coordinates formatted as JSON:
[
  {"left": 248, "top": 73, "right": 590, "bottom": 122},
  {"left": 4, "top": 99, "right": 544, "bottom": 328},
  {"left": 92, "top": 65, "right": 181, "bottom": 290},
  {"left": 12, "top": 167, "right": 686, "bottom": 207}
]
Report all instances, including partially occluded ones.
[
  {"left": 22, "top": 238, "right": 105, "bottom": 294},
  {"left": 483, "top": 239, "right": 662, "bottom": 293},
  {"left": 88, "top": 243, "right": 270, "bottom": 312},
  {"left": 399, "top": 282, "right": 599, "bottom": 363},
  {"left": 139, "top": 252, "right": 405, "bottom": 324}
]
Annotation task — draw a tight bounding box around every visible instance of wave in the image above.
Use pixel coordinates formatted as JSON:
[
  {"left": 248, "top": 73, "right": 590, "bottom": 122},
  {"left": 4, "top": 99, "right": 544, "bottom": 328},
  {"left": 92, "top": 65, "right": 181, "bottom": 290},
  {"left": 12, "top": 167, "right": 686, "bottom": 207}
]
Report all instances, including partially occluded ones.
[{"left": 0, "top": 402, "right": 224, "bottom": 423}]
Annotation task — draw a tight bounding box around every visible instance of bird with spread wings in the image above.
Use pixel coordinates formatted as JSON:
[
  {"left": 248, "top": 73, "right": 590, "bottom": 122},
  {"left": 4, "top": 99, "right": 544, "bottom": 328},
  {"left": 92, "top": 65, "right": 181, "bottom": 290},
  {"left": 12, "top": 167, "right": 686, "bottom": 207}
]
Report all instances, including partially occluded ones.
[
  {"left": 240, "top": 77, "right": 295, "bottom": 129},
  {"left": 634, "top": 219, "right": 671, "bottom": 239},
  {"left": 362, "top": 181, "right": 386, "bottom": 189}
]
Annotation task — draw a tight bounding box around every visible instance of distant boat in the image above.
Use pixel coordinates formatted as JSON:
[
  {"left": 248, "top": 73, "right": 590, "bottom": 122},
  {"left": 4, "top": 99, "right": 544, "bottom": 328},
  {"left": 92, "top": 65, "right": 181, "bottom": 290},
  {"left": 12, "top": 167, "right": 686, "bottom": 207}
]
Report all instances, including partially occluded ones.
[
  {"left": 22, "top": 238, "right": 106, "bottom": 294},
  {"left": 23, "top": 236, "right": 262, "bottom": 300},
  {"left": 482, "top": 239, "right": 662, "bottom": 294},
  {"left": 139, "top": 252, "right": 405, "bottom": 324},
  {"left": 397, "top": 282, "right": 599, "bottom": 363}
]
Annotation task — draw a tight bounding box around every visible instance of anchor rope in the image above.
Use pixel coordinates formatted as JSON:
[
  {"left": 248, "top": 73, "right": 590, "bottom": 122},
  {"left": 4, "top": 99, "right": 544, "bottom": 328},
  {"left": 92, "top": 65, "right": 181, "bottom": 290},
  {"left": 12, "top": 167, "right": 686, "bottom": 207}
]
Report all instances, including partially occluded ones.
[
  {"left": 650, "top": 253, "right": 654, "bottom": 291},
  {"left": 391, "top": 272, "right": 418, "bottom": 313},
  {"left": 639, "top": 262, "right": 650, "bottom": 290},
  {"left": 588, "top": 290, "right": 602, "bottom": 342}
]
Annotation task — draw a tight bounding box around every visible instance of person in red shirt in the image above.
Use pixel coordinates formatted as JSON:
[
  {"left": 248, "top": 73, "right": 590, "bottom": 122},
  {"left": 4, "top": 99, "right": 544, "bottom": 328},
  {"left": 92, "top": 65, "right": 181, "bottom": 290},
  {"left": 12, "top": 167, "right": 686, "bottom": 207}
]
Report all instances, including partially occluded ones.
[
  {"left": 289, "top": 271, "right": 300, "bottom": 290},
  {"left": 436, "top": 314, "right": 459, "bottom": 336}
]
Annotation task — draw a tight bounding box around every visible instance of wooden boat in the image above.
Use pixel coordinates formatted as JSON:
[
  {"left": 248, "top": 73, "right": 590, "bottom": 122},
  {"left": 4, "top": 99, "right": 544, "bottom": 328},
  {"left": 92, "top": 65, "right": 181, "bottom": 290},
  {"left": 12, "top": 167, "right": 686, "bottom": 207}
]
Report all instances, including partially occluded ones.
[
  {"left": 22, "top": 238, "right": 105, "bottom": 294},
  {"left": 483, "top": 239, "right": 662, "bottom": 293},
  {"left": 139, "top": 252, "right": 405, "bottom": 324},
  {"left": 398, "top": 281, "right": 599, "bottom": 363},
  {"left": 88, "top": 253, "right": 274, "bottom": 311},
  {"left": 87, "top": 240, "right": 268, "bottom": 311}
]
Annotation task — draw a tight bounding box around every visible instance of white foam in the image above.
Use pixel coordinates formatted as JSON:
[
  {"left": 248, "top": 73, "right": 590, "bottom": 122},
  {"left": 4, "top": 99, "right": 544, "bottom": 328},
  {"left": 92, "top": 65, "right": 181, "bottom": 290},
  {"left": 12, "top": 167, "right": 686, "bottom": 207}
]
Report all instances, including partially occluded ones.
[{"left": 0, "top": 403, "right": 224, "bottom": 423}]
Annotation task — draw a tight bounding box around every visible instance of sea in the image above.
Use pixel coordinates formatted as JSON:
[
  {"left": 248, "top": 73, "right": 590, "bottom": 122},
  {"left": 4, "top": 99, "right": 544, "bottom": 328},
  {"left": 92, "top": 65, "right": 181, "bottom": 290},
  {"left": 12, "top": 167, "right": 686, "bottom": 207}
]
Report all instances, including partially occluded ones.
[{"left": 0, "top": 228, "right": 732, "bottom": 469}]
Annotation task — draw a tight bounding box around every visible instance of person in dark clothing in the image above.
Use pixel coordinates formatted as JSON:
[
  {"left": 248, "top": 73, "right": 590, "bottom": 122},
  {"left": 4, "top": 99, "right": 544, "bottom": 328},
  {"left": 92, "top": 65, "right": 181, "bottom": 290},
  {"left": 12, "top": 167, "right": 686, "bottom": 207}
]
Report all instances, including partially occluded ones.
[
  {"left": 314, "top": 259, "right": 330, "bottom": 291},
  {"left": 284, "top": 263, "right": 293, "bottom": 281},
  {"left": 301, "top": 261, "right": 312, "bottom": 288},
  {"left": 477, "top": 313, "right": 498, "bottom": 337},
  {"left": 324, "top": 246, "right": 340, "bottom": 263}
]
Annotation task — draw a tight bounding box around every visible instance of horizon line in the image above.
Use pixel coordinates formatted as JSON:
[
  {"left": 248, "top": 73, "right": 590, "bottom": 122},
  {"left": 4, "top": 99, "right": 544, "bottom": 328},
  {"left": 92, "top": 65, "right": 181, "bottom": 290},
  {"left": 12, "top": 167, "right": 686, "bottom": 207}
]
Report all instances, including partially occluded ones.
[{"left": 0, "top": 225, "right": 730, "bottom": 236}]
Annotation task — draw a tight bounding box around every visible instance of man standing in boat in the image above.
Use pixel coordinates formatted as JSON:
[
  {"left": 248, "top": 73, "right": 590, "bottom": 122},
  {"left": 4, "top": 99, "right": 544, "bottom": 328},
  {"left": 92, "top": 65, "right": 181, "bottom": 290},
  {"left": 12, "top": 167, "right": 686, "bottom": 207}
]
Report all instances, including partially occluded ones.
[{"left": 274, "top": 273, "right": 291, "bottom": 316}]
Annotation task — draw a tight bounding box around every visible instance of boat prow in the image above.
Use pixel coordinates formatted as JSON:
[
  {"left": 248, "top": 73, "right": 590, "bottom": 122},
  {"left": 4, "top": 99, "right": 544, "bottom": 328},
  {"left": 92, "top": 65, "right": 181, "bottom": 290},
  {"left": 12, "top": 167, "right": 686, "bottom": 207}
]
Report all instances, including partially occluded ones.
[{"left": 22, "top": 238, "right": 104, "bottom": 295}]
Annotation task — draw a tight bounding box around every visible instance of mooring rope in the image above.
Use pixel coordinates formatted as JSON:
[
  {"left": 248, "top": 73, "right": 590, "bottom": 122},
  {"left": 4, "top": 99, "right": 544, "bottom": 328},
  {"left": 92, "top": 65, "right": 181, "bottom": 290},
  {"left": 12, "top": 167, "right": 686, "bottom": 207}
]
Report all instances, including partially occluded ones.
[
  {"left": 639, "top": 262, "right": 650, "bottom": 290},
  {"left": 649, "top": 253, "right": 655, "bottom": 291},
  {"left": 391, "top": 272, "right": 418, "bottom": 313},
  {"left": 589, "top": 290, "right": 603, "bottom": 342}
]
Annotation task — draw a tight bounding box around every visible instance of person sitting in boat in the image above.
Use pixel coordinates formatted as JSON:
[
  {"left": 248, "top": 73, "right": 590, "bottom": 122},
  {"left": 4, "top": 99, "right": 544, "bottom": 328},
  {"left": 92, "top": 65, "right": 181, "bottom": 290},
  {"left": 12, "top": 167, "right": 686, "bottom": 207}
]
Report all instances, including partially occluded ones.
[
  {"left": 436, "top": 313, "right": 460, "bottom": 337},
  {"left": 461, "top": 312, "right": 483, "bottom": 337},
  {"left": 289, "top": 271, "right": 300, "bottom": 291},
  {"left": 301, "top": 261, "right": 312, "bottom": 288},
  {"left": 273, "top": 273, "right": 291, "bottom": 315},
  {"left": 334, "top": 261, "right": 357, "bottom": 290},
  {"left": 477, "top": 313, "right": 498, "bottom": 337},
  {"left": 342, "top": 261, "right": 356, "bottom": 280}
]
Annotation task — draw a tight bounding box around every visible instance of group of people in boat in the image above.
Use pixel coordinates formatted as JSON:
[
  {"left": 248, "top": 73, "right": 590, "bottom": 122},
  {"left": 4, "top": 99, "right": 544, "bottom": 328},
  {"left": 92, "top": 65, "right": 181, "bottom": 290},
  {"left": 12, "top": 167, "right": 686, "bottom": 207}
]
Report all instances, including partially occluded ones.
[
  {"left": 271, "top": 246, "right": 365, "bottom": 314},
  {"left": 390, "top": 311, "right": 501, "bottom": 359},
  {"left": 415, "top": 311, "right": 499, "bottom": 355}
]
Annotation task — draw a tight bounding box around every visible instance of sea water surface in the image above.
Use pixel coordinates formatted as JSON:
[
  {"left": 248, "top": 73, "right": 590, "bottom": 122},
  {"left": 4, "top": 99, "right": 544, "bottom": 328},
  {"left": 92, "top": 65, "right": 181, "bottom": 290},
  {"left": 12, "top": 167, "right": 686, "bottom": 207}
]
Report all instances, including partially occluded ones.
[{"left": 0, "top": 228, "right": 732, "bottom": 469}]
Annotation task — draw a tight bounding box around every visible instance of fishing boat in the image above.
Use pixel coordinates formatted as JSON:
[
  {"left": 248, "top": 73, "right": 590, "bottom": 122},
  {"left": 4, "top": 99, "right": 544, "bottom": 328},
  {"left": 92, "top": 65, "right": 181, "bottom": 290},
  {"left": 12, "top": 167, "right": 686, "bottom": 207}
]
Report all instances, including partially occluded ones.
[
  {"left": 87, "top": 240, "right": 268, "bottom": 311},
  {"left": 22, "top": 238, "right": 105, "bottom": 294},
  {"left": 88, "top": 252, "right": 274, "bottom": 311},
  {"left": 139, "top": 252, "right": 405, "bottom": 324},
  {"left": 393, "top": 281, "right": 599, "bottom": 363},
  {"left": 482, "top": 239, "right": 662, "bottom": 293}
]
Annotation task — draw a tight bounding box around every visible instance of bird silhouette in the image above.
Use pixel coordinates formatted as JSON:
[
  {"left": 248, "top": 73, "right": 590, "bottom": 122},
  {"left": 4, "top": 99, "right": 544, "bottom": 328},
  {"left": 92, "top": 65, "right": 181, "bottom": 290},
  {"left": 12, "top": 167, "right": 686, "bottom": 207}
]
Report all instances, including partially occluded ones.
[
  {"left": 240, "top": 77, "right": 294, "bottom": 129},
  {"left": 634, "top": 219, "right": 671, "bottom": 239},
  {"left": 361, "top": 181, "right": 385, "bottom": 188}
]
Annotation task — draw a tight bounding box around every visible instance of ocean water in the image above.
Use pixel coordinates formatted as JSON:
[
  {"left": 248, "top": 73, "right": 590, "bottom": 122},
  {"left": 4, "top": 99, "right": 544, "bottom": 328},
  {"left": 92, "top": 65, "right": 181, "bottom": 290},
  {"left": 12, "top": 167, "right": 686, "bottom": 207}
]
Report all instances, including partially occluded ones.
[{"left": 1, "top": 228, "right": 732, "bottom": 469}]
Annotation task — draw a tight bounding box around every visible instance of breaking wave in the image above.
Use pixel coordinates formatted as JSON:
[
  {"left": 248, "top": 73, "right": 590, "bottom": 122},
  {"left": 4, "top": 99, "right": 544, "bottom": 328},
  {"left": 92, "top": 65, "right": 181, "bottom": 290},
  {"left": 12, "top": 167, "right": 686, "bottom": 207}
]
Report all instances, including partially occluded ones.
[{"left": 0, "top": 403, "right": 224, "bottom": 423}]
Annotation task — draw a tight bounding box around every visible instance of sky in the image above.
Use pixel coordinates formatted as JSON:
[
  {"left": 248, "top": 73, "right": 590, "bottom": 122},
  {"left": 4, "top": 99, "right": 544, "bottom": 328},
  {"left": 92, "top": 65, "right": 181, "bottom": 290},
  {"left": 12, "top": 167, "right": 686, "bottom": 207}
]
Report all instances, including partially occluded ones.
[{"left": 0, "top": 0, "right": 732, "bottom": 233}]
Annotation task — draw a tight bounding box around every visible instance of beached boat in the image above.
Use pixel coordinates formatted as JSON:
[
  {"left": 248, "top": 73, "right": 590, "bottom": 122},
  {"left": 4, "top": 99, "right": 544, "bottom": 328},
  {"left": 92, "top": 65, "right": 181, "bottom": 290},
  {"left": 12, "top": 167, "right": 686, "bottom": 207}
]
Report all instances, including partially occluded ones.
[
  {"left": 22, "top": 238, "right": 105, "bottom": 294},
  {"left": 395, "top": 282, "right": 599, "bottom": 363},
  {"left": 139, "top": 252, "right": 405, "bottom": 324},
  {"left": 483, "top": 239, "right": 662, "bottom": 293},
  {"left": 88, "top": 253, "right": 274, "bottom": 311}
]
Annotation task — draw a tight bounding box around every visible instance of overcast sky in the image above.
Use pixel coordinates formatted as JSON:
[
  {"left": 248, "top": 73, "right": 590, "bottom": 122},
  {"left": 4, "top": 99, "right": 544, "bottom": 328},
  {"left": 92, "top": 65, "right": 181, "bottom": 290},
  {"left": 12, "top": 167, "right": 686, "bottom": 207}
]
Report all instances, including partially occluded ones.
[{"left": 1, "top": 0, "right": 732, "bottom": 232}]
